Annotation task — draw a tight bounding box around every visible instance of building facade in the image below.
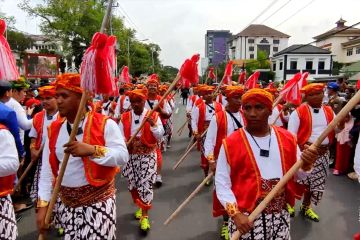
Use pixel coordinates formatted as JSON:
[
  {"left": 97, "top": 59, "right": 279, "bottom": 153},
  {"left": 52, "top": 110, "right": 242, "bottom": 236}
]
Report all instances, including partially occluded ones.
[
  {"left": 228, "top": 24, "right": 289, "bottom": 60},
  {"left": 205, "top": 30, "right": 232, "bottom": 66},
  {"left": 271, "top": 44, "right": 332, "bottom": 81},
  {"left": 314, "top": 18, "right": 360, "bottom": 64}
]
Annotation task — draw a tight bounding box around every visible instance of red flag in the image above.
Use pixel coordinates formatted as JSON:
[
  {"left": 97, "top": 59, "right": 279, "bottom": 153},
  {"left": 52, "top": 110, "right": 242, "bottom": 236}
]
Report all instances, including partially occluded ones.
[
  {"left": 222, "top": 61, "right": 233, "bottom": 85},
  {"left": 179, "top": 54, "right": 200, "bottom": 88},
  {"left": 284, "top": 82, "right": 301, "bottom": 105},
  {"left": 0, "top": 19, "right": 19, "bottom": 81},
  {"left": 279, "top": 72, "right": 302, "bottom": 96},
  {"left": 208, "top": 67, "right": 216, "bottom": 80},
  {"left": 80, "top": 32, "right": 117, "bottom": 95},
  {"left": 238, "top": 70, "right": 246, "bottom": 84},
  {"left": 244, "top": 71, "right": 260, "bottom": 89},
  {"left": 298, "top": 72, "right": 309, "bottom": 89},
  {"left": 357, "top": 79, "right": 360, "bottom": 90},
  {"left": 119, "top": 66, "right": 130, "bottom": 83}
]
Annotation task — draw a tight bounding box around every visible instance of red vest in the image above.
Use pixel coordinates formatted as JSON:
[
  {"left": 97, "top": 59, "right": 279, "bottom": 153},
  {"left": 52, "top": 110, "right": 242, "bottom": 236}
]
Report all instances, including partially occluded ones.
[
  {"left": 121, "top": 110, "right": 159, "bottom": 148},
  {"left": 197, "top": 101, "right": 222, "bottom": 134},
  {"left": 295, "top": 103, "right": 335, "bottom": 146},
  {"left": 0, "top": 124, "right": 16, "bottom": 197},
  {"left": 48, "top": 112, "right": 119, "bottom": 187},
  {"left": 190, "top": 95, "right": 198, "bottom": 107},
  {"left": 277, "top": 105, "right": 287, "bottom": 126},
  {"left": 223, "top": 126, "right": 303, "bottom": 212},
  {"left": 218, "top": 94, "right": 223, "bottom": 105},
  {"left": 118, "top": 95, "right": 127, "bottom": 114},
  {"left": 33, "top": 110, "right": 46, "bottom": 150}
]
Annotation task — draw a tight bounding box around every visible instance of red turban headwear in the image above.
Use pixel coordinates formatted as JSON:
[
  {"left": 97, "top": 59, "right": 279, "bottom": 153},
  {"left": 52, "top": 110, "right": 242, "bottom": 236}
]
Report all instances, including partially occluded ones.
[
  {"left": 242, "top": 88, "right": 274, "bottom": 110},
  {"left": 55, "top": 73, "right": 83, "bottom": 94},
  {"left": 126, "top": 88, "right": 148, "bottom": 101},
  {"left": 224, "top": 86, "right": 245, "bottom": 98},
  {"left": 301, "top": 83, "right": 325, "bottom": 95},
  {"left": 38, "top": 85, "right": 56, "bottom": 98}
]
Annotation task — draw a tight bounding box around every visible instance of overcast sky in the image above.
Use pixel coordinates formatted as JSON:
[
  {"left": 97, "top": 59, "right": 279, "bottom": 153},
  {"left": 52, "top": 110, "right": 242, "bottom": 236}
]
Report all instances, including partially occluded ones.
[{"left": 1, "top": 0, "right": 360, "bottom": 68}]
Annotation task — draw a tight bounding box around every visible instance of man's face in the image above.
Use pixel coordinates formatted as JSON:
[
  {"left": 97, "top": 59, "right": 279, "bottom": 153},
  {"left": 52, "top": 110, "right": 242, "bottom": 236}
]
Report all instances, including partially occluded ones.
[
  {"left": 227, "top": 95, "right": 242, "bottom": 110},
  {"left": 55, "top": 88, "right": 81, "bottom": 117},
  {"left": 41, "top": 96, "right": 57, "bottom": 112},
  {"left": 243, "top": 101, "right": 272, "bottom": 127},
  {"left": 130, "top": 97, "right": 145, "bottom": 115},
  {"left": 12, "top": 89, "right": 26, "bottom": 103},
  {"left": 306, "top": 91, "right": 324, "bottom": 108},
  {"left": 203, "top": 93, "right": 213, "bottom": 102},
  {"left": 147, "top": 83, "right": 158, "bottom": 94}
]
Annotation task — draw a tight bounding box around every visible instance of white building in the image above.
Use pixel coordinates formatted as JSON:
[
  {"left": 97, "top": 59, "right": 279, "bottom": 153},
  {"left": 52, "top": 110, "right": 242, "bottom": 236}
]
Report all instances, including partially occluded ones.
[
  {"left": 271, "top": 44, "right": 332, "bottom": 81},
  {"left": 25, "top": 34, "right": 62, "bottom": 53},
  {"left": 314, "top": 18, "right": 360, "bottom": 64},
  {"left": 228, "top": 24, "right": 289, "bottom": 60}
]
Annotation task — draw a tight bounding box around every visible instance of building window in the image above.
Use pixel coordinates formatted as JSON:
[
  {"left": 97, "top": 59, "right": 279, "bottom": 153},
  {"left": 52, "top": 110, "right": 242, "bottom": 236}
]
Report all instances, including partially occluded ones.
[
  {"left": 290, "top": 61, "right": 297, "bottom": 70},
  {"left": 273, "top": 62, "right": 276, "bottom": 71},
  {"left": 248, "top": 39, "right": 255, "bottom": 44},
  {"left": 318, "top": 61, "right": 325, "bottom": 70},
  {"left": 250, "top": 54, "right": 254, "bottom": 59},
  {"left": 273, "top": 39, "right": 280, "bottom": 44},
  {"left": 249, "top": 46, "right": 254, "bottom": 51},
  {"left": 273, "top": 47, "right": 278, "bottom": 52},
  {"left": 279, "top": 62, "right": 283, "bottom": 70},
  {"left": 305, "top": 61, "right": 313, "bottom": 70},
  {"left": 347, "top": 48, "right": 353, "bottom": 56},
  {"left": 356, "top": 47, "right": 360, "bottom": 54}
]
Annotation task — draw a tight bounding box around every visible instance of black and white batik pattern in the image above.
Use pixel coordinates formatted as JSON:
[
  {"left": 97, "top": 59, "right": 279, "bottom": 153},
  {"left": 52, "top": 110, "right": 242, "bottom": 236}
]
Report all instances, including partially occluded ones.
[
  {"left": 55, "top": 196, "right": 116, "bottom": 240},
  {"left": 122, "top": 152, "right": 157, "bottom": 205},
  {"left": 228, "top": 210, "right": 290, "bottom": 240},
  {"left": 0, "top": 195, "right": 17, "bottom": 240},
  {"left": 298, "top": 150, "right": 330, "bottom": 205},
  {"left": 30, "top": 158, "right": 42, "bottom": 202}
]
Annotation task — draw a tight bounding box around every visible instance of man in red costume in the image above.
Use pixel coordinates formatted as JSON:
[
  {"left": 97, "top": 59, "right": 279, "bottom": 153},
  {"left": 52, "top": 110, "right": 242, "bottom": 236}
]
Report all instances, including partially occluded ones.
[
  {"left": 119, "top": 88, "right": 164, "bottom": 232},
  {"left": 28, "top": 85, "right": 59, "bottom": 202},
  {"left": 191, "top": 85, "right": 223, "bottom": 183},
  {"left": 114, "top": 83, "right": 133, "bottom": 119},
  {"left": 36, "top": 73, "right": 129, "bottom": 239},
  {"left": 145, "top": 75, "right": 171, "bottom": 187},
  {"left": 215, "top": 88, "right": 318, "bottom": 239},
  {"left": 0, "top": 123, "right": 20, "bottom": 240},
  {"left": 204, "top": 85, "right": 245, "bottom": 240},
  {"left": 287, "top": 83, "right": 335, "bottom": 221}
]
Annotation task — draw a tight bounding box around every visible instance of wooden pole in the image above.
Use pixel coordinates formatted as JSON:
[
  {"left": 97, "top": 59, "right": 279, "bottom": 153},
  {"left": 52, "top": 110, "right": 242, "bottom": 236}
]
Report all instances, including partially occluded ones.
[
  {"left": 230, "top": 90, "right": 360, "bottom": 240},
  {"left": 271, "top": 108, "right": 284, "bottom": 125},
  {"left": 15, "top": 146, "right": 43, "bottom": 191},
  {"left": 177, "top": 118, "right": 188, "bottom": 136},
  {"left": 173, "top": 129, "right": 207, "bottom": 170},
  {"left": 127, "top": 74, "right": 181, "bottom": 146},
  {"left": 39, "top": 1, "right": 114, "bottom": 239},
  {"left": 163, "top": 172, "right": 214, "bottom": 225}
]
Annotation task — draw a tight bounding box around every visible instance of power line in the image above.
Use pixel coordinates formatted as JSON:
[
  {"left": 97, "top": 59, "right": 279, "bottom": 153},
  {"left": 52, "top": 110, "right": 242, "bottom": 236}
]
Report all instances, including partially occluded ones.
[
  {"left": 117, "top": 3, "right": 148, "bottom": 40},
  {"left": 260, "top": 0, "right": 293, "bottom": 24},
  {"left": 275, "top": 0, "right": 316, "bottom": 27},
  {"left": 246, "top": 0, "right": 281, "bottom": 26}
]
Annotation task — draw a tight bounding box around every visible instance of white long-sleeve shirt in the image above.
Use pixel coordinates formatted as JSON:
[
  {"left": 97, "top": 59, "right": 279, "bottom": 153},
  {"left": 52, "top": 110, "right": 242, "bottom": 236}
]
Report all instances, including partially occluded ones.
[
  {"left": 186, "top": 95, "right": 199, "bottom": 113},
  {"left": 268, "top": 106, "right": 289, "bottom": 127},
  {"left": 118, "top": 109, "right": 165, "bottom": 141},
  {"left": 145, "top": 98, "right": 172, "bottom": 115},
  {"left": 288, "top": 104, "right": 335, "bottom": 145},
  {"left": 215, "top": 128, "right": 305, "bottom": 207},
  {"left": 0, "top": 129, "right": 19, "bottom": 177},
  {"left": 191, "top": 102, "right": 223, "bottom": 133},
  {"left": 29, "top": 112, "right": 58, "bottom": 147},
  {"left": 204, "top": 111, "right": 245, "bottom": 159},
  {"left": 5, "top": 97, "right": 33, "bottom": 144},
  {"left": 38, "top": 117, "right": 129, "bottom": 201},
  {"left": 114, "top": 95, "right": 131, "bottom": 118},
  {"left": 216, "top": 95, "right": 228, "bottom": 107}
]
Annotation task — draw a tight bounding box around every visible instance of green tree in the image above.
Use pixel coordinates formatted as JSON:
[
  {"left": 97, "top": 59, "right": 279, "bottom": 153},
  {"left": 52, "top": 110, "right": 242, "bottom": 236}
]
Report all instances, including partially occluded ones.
[
  {"left": 19, "top": 0, "right": 164, "bottom": 76},
  {"left": 6, "top": 30, "right": 34, "bottom": 52}
]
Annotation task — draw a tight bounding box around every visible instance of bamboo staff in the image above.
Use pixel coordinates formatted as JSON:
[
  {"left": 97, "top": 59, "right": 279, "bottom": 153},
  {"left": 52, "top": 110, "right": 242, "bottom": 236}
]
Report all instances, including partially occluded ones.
[
  {"left": 230, "top": 89, "right": 360, "bottom": 240},
  {"left": 164, "top": 172, "right": 214, "bottom": 225},
  {"left": 271, "top": 108, "right": 284, "bottom": 125},
  {"left": 177, "top": 118, "right": 188, "bottom": 136},
  {"left": 173, "top": 129, "right": 208, "bottom": 170},
  {"left": 15, "top": 145, "right": 44, "bottom": 191},
  {"left": 126, "top": 74, "right": 181, "bottom": 146},
  {"left": 40, "top": 2, "right": 114, "bottom": 239}
]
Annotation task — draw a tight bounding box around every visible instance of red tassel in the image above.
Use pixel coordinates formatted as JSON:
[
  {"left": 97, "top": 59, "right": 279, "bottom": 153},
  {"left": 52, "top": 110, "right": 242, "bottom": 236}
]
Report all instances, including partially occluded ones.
[
  {"left": 244, "top": 71, "right": 260, "bottom": 89},
  {"left": 0, "top": 19, "right": 19, "bottom": 81},
  {"left": 119, "top": 66, "right": 130, "bottom": 83},
  {"left": 80, "top": 32, "right": 117, "bottom": 95},
  {"left": 179, "top": 54, "right": 199, "bottom": 87}
]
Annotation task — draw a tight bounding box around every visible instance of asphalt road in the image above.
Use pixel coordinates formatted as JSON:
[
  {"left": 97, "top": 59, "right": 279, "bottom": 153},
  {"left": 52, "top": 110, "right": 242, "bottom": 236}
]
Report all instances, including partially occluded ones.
[{"left": 18, "top": 98, "right": 360, "bottom": 240}]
